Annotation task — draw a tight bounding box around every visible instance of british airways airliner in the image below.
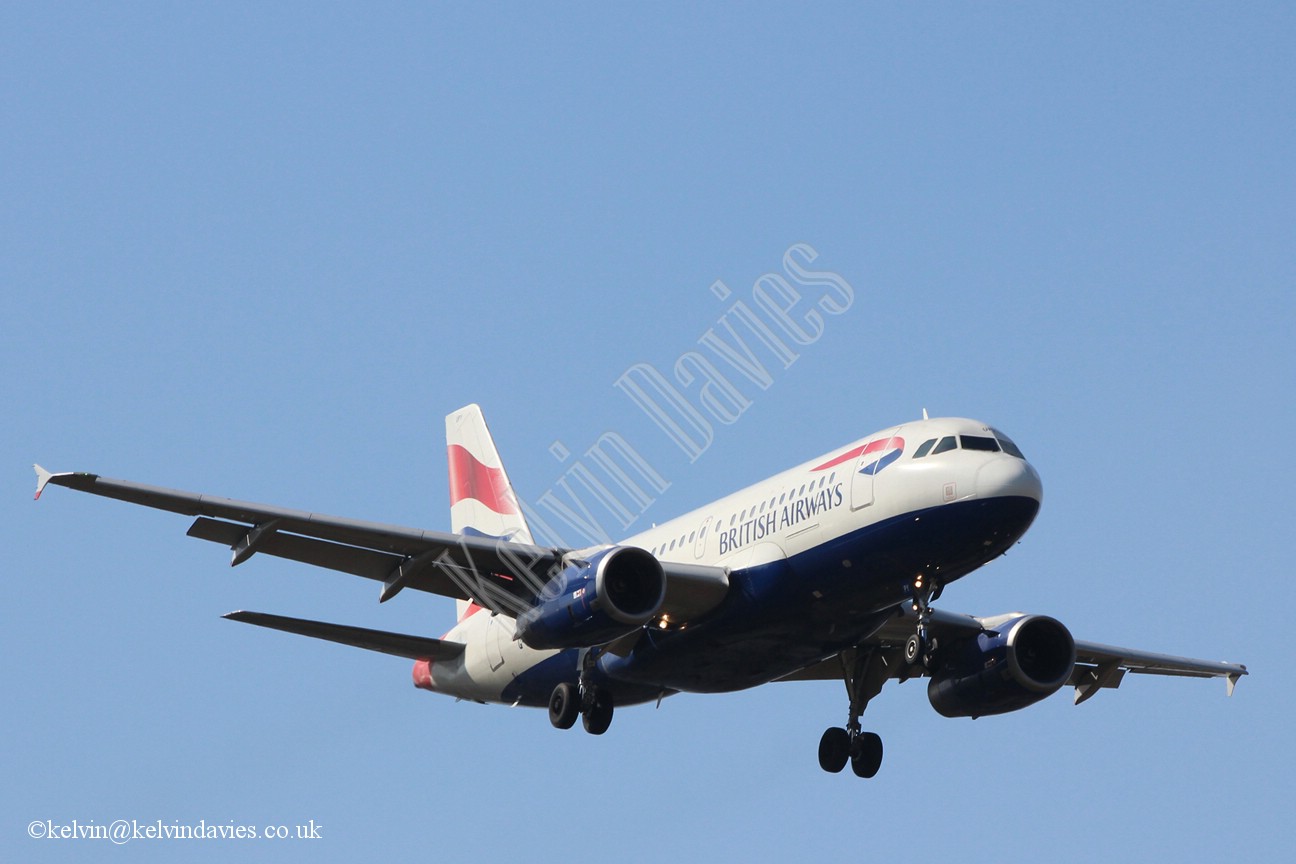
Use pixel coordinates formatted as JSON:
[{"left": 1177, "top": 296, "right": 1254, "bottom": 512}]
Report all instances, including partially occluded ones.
[{"left": 34, "top": 405, "right": 1246, "bottom": 778}]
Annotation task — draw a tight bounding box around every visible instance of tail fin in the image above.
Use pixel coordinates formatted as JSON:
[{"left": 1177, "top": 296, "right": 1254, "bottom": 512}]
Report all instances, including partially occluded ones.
[{"left": 445, "top": 404, "right": 534, "bottom": 621}]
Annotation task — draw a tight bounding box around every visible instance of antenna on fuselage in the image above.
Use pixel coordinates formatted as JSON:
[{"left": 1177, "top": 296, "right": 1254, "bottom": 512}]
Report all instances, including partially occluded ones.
[{"left": 922, "top": 408, "right": 929, "bottom": 420}]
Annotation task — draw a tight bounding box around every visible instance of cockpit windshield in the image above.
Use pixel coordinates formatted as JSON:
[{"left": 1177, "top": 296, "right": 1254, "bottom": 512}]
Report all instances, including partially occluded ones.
[
  {"left": 911, "top": 430, "right": 1026, "bottom": 460},
  {"left": 990, "top": 429, "right": 1025, "bottom": 459}
]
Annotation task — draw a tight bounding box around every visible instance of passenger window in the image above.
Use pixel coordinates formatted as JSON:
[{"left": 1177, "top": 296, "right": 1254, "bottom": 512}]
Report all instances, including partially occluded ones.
[
  {"left": 932, "top": 436, "right": 957, "bottom": 455},
  {"left": 961, "top": 435, "right": 1000, "bottom": 452},
  {"left": 913, "top": 438, "right": 937, "bottom": 459}
]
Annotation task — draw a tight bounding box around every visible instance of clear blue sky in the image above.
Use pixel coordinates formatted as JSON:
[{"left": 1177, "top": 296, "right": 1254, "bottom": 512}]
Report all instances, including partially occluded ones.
[{"left": 3, "top": 4, "right": 1290, "bottom": 862}]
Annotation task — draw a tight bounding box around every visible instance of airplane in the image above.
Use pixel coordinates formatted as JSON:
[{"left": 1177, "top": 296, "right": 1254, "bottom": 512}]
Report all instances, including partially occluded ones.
[{"left": 33, "top": 405, "right": 1247, "bottom": 778}]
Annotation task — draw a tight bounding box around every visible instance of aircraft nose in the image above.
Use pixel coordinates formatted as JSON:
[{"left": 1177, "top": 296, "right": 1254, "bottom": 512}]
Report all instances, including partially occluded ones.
[{"left": 975, "top": 457, "right": 1043, "bottom": 503}]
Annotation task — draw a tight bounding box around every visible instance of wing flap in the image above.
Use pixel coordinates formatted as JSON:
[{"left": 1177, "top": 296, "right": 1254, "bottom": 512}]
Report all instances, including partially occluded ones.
[
  {"left": 37, "top": 467, "right": 566, "bottom": 614},
  {"left": 186, "top": 517, "right": 472, "bottom": 599},
  {"left": 1072, "top": 639, "right": 1247, "bottom": 701},
  {"left": 1074, "top": 639, "right": 1248, "bottom": 679},
  {"left": 222, "top": 610, "right": 466, "bottom": 661}
]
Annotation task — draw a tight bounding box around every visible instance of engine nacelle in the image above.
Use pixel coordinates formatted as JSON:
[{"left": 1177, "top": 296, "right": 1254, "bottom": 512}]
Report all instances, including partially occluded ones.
[
  {"left": 514, "top": 546, "right": 666, "bottom": 650},
  {"left": 927, "top": 614, "right": 1076, "bottom": 719}
]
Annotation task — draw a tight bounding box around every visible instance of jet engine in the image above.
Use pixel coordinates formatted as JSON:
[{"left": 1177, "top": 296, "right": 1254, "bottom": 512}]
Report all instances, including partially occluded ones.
[
  {"left": 927, "top": 614, "right": 1076, "bottom": 718},
  {"left": 515, "top": 546, "right": 666, "bottom": 650}
]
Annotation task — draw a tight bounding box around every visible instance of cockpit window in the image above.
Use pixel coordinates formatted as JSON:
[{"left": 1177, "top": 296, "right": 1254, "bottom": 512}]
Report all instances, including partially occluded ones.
[
  {"left": 913, "top": 432, "right": 1023, "bottom": 458},
  {"left": 960, "top": 435, "right": 1000, "bottom": 452},
  {"left": 992, "top": 429, "right": 1025, "bottom": 459}
]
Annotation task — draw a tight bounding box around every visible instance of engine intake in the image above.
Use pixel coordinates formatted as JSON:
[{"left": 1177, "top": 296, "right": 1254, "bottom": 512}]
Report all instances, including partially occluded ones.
[
  {"left": 927, "top": 614, "right": 1075, "bottom": 718},
  {"left": 515, "top": 546, "right": 666, "bottom": 650}
]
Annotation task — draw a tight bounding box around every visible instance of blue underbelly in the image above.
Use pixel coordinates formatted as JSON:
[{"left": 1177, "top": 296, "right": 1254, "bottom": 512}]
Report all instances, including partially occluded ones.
[{"left": 597, "top": 495, "right": 1039, "bottom": 695}]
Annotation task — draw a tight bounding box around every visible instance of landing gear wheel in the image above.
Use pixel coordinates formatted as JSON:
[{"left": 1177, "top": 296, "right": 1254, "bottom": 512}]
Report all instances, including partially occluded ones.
[
  {"left": 849, "top": 732, "right": 883, "bottom": 778},
  {"left": 548, "top": 682, "right": 579, "bottom": 730},
  {"left": 581, "top": 688, "right": 614, "bottom": 735},
  {"left": 904, "top": 633, "right": 923, "bottom": 665},
  {"left": 904, "top": 633, "right": 940, "bottom": 670},
  {"left": 818, "top": 727, "right": 850, "bottom": 773},
  {"left": 923, "top": 637, "right": 940, "bottom": 671}
]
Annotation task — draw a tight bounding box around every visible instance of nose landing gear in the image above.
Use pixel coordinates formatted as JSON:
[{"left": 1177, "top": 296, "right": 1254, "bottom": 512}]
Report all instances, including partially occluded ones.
[{"left": 905, "top": 574, "right": 943, "bottom": 670}]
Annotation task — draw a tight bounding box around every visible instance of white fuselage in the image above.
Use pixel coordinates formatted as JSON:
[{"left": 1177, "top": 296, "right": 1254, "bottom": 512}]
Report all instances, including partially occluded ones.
[{"left": 416, "top": 417, "right": 1042, "bottom": 704}]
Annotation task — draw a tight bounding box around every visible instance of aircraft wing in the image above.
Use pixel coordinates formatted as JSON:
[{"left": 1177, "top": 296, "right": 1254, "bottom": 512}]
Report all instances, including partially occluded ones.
[
  {"left": 222, "top": 610, "right": 466, "bottom": 661},
  {"left": 1067, "top": 639, "right": 1247, "bottom": 703},
  {"left": 33, "top": 465, "right": 565, "bottom": 615},
  {"left": 777, "top": 606, "right": 1248, "bottom": 703}
]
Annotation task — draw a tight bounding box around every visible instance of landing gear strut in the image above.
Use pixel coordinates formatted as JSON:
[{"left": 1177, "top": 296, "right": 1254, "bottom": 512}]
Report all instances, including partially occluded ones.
[
  {"left": 906, "top": 573, "right": 942, "bottom": 670},
  {"left": 818, "top": 648, "right": 889, "bottom": 778}
]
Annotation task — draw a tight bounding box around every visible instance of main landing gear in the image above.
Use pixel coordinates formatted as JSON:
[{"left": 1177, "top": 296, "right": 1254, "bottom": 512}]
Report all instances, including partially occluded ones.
[
  {"left": 818, "top": 648, "right": 889, "bottom": 778},
  {"left": 820, "top": 577, "right": 947, "bottom": 778},
  {"left": 548, "top": 682, "right": 615, "bottom": 735},
  {"left": 549, "top": 650, "right": 615, "bottom": 735}
]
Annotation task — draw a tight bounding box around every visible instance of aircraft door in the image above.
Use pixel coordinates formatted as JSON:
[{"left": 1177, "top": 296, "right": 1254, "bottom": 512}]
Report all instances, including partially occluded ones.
[
  {"left": 485, "top": 614, "right": 508, "bottom": 671},
  {"left": 850, "top": 429, "right": 905, "bottom": 511},
  {"left": 693, "top": 515, "right": 712, "bottom": 559},
  {"left": 850, "top": 450, "right": 873, "bottom": 511}
]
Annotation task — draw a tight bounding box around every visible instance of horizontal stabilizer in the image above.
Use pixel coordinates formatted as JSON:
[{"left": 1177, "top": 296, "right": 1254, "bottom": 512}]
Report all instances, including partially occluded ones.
[{"left": 223, "top": 610, "right": 466, "bottom": 661}]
